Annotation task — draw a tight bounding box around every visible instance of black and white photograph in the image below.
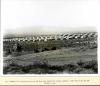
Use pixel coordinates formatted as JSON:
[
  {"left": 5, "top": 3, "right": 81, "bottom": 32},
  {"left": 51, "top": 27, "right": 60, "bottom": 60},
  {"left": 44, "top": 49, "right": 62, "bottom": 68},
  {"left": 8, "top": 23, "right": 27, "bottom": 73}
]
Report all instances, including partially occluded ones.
[{"left": 2, "top": 0, "right": 98, "bottom": 74}]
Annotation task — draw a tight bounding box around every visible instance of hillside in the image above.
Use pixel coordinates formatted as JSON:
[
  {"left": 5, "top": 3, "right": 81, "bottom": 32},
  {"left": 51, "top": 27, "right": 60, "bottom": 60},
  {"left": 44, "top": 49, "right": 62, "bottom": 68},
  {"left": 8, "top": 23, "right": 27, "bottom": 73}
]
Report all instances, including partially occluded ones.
[{"left": 4, "top": 47, "right": 97, "bottom": 74}]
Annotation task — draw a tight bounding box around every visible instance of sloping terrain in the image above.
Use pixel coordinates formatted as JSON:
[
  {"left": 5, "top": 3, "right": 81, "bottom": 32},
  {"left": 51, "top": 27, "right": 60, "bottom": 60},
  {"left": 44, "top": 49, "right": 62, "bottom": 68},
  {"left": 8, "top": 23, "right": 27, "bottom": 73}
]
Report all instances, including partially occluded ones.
[{"left": 3, "top": 47, "right": 97, "bottom": 74}]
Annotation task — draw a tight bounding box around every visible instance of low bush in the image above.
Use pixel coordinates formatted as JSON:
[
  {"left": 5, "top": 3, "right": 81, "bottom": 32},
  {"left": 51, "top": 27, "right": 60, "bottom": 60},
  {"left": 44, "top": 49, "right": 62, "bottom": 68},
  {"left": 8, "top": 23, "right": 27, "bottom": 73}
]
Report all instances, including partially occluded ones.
[
  {"left": 77, "top": 60, "right": 98, "bottom": 73},
  {"left": 51, "top": 47, "right": 56, "bottom": 50},
  {"left": 3, "top": 60, "right": 98, "bottom": 74},
  {"left": 77, "top": 60, "right": 84, "bottom": 67}
]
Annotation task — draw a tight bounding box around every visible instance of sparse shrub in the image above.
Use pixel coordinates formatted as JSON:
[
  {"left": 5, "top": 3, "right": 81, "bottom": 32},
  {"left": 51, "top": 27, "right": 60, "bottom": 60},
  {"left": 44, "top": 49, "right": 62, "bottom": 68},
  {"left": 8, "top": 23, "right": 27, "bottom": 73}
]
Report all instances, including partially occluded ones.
[
  {"left": 16, "top": 43, "right": 22, "bottom": 52},
  {"left": 3, "top": 59, "right": 98, "bottom": 74},
  {"left": 4, "top": 49, "right": 12, "bottom": 56},
  {"left": 34, "top": 48, "right": 39, "bottom": 53},
  {"left": 77, "top": 60, "right": 98, "bottom": 73},
  {"left": 7, "top": 49, "right": 12, "bottom": 54},
  {"left": 89, "top": 45, "right": 97, "bottom": 49},
  {"left": 29, "top": 68, "right": 48, "bottom": 74},
  {"left": 49, "top": 65, "right": 64, "bottom": 71},
  {"left": 73, "top": 67, "right": 83, "bottom": 73},
  {"left": 77, "top": 60, "right": 84, "bottom": 67},
  {"left": 21, "top": 66, "right": 30, "bottom": 73},
  {"left": 12, "top": 52, "right": 22, "bottom": 56},
  {"left": 42, "top": 48, "right": 49, "bottom": 52},
  {"left": 44, "top": 48, "right": 49, "bottom": 51},
  {"left": 66, "top": 64, "right": 77, "bottom": 72},
  {"left": 3, "top": 63, "right": 21, "bottom": 74},
  {"left": 92, "top": 64, "right": 98, "bottom": 73},
  {"left": 83, "top": 60, "right": 97, "bottom": 69},
  {"left": 79, "top": 69, "right": 95, "bottom": 74},
  {"left": 51, "top": 47, "right": 56, "bottom": 50}
]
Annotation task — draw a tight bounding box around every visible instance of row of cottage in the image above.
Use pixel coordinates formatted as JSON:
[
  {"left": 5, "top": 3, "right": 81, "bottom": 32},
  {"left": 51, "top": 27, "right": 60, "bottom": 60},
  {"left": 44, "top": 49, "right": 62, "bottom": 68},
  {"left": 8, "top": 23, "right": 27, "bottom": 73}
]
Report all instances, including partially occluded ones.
[{"left": 4, "top": 32, "right": 97, "bottom": 42}]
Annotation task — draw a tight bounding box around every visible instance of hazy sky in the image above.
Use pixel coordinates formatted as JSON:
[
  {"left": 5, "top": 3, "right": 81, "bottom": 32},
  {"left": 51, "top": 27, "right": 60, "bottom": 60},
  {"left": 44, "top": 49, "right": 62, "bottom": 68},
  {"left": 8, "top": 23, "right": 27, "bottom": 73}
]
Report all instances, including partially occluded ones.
[{"left": 1, "top": 0, "right": 98, "bottom": 35}]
